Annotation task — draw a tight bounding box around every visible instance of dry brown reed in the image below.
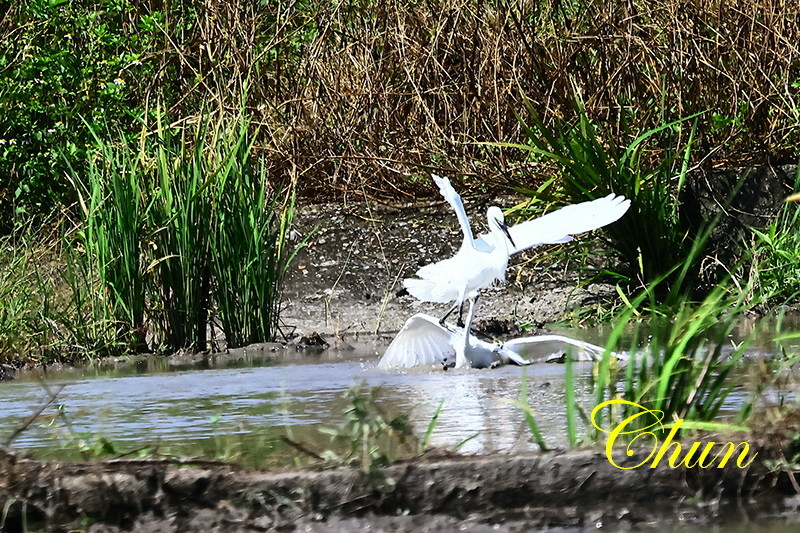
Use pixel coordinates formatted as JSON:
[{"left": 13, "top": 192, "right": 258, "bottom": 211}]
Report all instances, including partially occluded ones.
[{"left": 144, "top": 0, "right": 800, "bottom": 198}]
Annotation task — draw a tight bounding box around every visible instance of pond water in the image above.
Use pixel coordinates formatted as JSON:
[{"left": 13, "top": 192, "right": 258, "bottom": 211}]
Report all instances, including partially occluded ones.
[
  {"left": 0, "top": 320, "right": 782, "bottom": 467},
  {"left": 2, "top": 321, "right": 800, "bottom": 531},
  {"left": 0, "top": 349, "right": 602, "bottom": 462}
]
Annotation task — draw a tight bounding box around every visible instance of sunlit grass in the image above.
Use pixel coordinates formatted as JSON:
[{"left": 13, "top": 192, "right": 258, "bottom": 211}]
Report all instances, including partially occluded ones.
[
  {"left": 502, "top": 98, "right": 703, "bottom": 293},
  {"left": 54, "top": 107, "right": 303, "bottom": 359},
  {"left": 749, "top": 167, "right": 800, "bottom": 308},
  {"left": 210, "top": 117, "right": 305, "bottom": 347},
  {"left": 592, "top": 276, "right": 752, "bottom": 440}
]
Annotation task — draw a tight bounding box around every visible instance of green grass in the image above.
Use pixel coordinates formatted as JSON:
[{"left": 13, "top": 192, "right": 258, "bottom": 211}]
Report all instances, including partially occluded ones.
[
  {"left": 318, "top": 383, "right": 417, "bottom": 475},
  {"left": 502, "top": 98, "right": 703, "bottom": 293},
  {"left": 749, "top": 167, "right": 800, "bottom": 307},
  {"left": 0, "top": 220, "right": 119, "bottom": 364},
  {"left": 0, "top": 229, "right": 49, "bottom": 363},
  {"left": 147, "top": 115, "right": 215, "bottom": 351},
  {"left": 504, "top": 368, "right": 549, "bottom": 451},
  {"left": 71, "top": 127, "right": 152, "bottom": 352},
  {"left": 210, "top": 117, "right": 304, "bottom": 347},
  {"left": 54, "top": 107, "right": 303, "bottom": 360},
  {"left": 591, "top": 276, "right": 752, "bottom": 441}
]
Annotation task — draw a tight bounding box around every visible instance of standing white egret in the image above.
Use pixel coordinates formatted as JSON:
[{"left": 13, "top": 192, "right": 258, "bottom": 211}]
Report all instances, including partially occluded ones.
[{"left": 403, "top": 175, "right": 631, "bottom": 325}]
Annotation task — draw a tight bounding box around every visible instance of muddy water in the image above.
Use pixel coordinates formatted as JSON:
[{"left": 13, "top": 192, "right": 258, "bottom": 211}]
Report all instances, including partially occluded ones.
[
  {"left": 0, "top": 352, "right": 592, "bottom": 459},
  {"left": 0, "top": 338, "right": 760, "bottom": 464},
  {"left": 3, "top": 311, "right": 799, "bottom": 463}
]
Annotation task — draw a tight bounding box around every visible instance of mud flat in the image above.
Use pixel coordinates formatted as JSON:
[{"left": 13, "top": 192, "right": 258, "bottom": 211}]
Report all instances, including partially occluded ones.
[
  {"left": 280, "top": 197, "right": 621, "bottom": 351},
  {"left": 1, "top": 441, "right": 797, "bottom": 532}
]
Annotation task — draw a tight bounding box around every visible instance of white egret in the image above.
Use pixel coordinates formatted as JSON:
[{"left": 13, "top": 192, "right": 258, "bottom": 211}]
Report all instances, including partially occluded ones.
[
  {"left": 377, "top": 314, "right": 515, "bottom": 369},
  {"left": 403, "top": 175, "right": 631, "bottom": 325},
  {"left": 380, "top": 295, "right": 526, "bottom": 369},
  {"left": 378, "top": 298, "right": 616, "bottom": 369}
]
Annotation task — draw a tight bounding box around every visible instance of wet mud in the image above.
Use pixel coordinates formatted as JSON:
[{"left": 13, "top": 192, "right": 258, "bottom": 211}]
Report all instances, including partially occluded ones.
[{"left": 0, "top": 444, "right": 796, "bottom": 533}]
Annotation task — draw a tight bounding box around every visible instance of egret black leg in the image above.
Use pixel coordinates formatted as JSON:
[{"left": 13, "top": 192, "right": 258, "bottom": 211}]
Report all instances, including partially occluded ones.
[
  {"left": 455, "top": 301, "right": 466, "bottom": 328},
  {"left": 439, "top": 302, "right": 460, "bottom": 326}
]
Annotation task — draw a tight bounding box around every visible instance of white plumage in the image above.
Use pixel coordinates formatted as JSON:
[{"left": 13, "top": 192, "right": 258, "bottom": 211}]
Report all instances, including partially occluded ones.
[
  {"left": 403, "top": 175, "right": 631, "bottom": 321},
  {"left": 378, "top": 312, "right": 619, "bottom": 370},
  {"left": 377, "top": 313, "right": 527, "bottom": 369}
]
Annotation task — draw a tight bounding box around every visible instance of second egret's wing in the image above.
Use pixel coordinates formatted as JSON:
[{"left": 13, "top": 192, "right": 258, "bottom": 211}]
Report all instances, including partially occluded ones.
[
  {"left": 480, "top": 194, "right": 631, "bottom": 255},
  {"left": 494, "top": 344, "right": 530, "bottom": 366},
  {"left": 432, "top": 174, "right": 475, "bottom": 249},
  {"left": 378, "top": 314, "right": 456, "bottom": 369},
  {"left": 504, "top": 334, "right": 617, "bottom": 363}
]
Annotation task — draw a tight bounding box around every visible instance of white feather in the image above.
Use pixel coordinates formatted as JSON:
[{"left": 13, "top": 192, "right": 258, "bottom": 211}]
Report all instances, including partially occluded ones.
[
  {"left": 403, "top": 175, "right": 631, "bottom": 313},
  {"left": 378, "top": 314, "right": 625, "bottom": 369}
]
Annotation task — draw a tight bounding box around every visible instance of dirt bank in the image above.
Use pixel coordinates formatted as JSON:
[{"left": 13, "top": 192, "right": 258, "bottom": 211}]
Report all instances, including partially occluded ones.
[
  {"left": 281, "top": 194, "right": 618, "bottom": 343},
  {"left": 0, "top": 442, "right": 796, "bottom": 533}
]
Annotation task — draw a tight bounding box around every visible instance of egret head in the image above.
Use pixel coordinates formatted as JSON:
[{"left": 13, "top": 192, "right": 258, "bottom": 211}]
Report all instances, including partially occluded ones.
[{"left": 487, "top": 206, "right": 516, "bottom": 249}]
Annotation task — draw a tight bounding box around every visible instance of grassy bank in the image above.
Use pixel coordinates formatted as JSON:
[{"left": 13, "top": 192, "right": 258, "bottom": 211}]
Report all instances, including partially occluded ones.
[{"left": 0, "top": 111, "right": 301, "bottom": 365}]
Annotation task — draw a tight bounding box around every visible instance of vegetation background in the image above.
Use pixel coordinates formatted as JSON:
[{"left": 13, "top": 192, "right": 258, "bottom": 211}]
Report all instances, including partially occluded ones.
[
  {"left": 2, "top": 0, "right": 798, "bottom": 221},
  {"left": 1, "top": 0, "right": 799, "bottom": 365},
  {"left": 2, "top": 2, "right": 800, "bottom": 494}
]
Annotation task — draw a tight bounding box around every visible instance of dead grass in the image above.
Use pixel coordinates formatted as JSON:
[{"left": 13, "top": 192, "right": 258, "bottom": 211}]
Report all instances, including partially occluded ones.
[{"left": 124, "top": 1, "right": 800, "bottom": 198}]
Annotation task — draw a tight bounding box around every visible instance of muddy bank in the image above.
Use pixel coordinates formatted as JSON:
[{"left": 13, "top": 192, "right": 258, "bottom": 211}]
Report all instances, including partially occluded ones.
[
  {"left": 280, "top": 163, "right": 800, "bottom": 342},
  {"left": 1, "top": 192, "right": 618, "bottom": 382},
  {"left": 282, "top": 194, "right": 619, "bottom": 342},
  {"left": 0, "top": 443, "right": 795, "bottom": 532}
]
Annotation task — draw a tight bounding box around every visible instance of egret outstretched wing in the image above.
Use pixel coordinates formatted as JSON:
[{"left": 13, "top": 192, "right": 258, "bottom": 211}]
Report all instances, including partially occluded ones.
[
  {"left": 378, "top": 314, "right": 455, "bottom": 369},
  {"left": 503, "top": 334, "right": 625, "bottom": 363},
  {"left": 379, "top": 307, "right": 534, "bottom": 369},
  {"left": 432, "top": 174, "right": 474, "bottom": 249},
  {"left": 479, "top": 194, "right": 631, "bottom": 255},
  {"left": 402, "top": 175, "right": 631, "bottom": 331}
]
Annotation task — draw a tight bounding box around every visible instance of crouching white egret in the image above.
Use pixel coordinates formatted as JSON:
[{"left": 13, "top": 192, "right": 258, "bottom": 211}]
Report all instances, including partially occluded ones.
[
  {"left": 377, "top": 313, "right": 523, "bottom": 369},
  {"left": 378, "top": 298, "right": 615, "bottom": 369},
  {"left": 403, "top": 174, "right": 631, "bottom": 325}
]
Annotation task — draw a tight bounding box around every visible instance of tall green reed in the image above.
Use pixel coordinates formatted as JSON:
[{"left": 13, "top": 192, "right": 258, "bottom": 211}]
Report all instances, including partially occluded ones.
[
  {"left": 504, "top": 98, "right": 702, "bottom": 291},
  {"left": 61, "top": 109, "right": 302, "bottom": 358},
  {"left": 209, "top": 118, "right": 302, "bottom": 347},
  {"left": 591, "top": 266, "right": 752, "bottom": 440},
  {"left": 55, "top": 235, "right": 119, "bottom": 359},
  {"left": 148, "top": 117, "right": 214, "bottom": 352},
  {"left": 71, "top": 131, "right": 152, "bottom": 352}
]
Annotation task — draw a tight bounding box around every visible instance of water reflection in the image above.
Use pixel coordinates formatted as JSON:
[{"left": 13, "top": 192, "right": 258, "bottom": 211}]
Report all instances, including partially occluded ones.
[
  {"left": 1, "top": 312, "right": 798, "bottom": 462},
  {"left": 0, "top": 354, "right": 604, "bottom": 458}
]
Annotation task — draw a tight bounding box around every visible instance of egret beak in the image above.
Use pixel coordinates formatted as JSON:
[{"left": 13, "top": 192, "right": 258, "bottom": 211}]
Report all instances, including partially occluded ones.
[
  {"left": 787, "top": 192, "right": 800, "bottom": 203},
  {"left": 500, "top": 221, "right": 516, "bottom": 249}
]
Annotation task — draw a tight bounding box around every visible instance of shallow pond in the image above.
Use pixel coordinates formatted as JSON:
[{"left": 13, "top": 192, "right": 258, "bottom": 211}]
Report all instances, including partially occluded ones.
[
  {"left": 0, "top": 351, "right": 598, "bottom": 461},
  {"left": 0, "top": 323, "right": 772, "bottom": 467}
]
